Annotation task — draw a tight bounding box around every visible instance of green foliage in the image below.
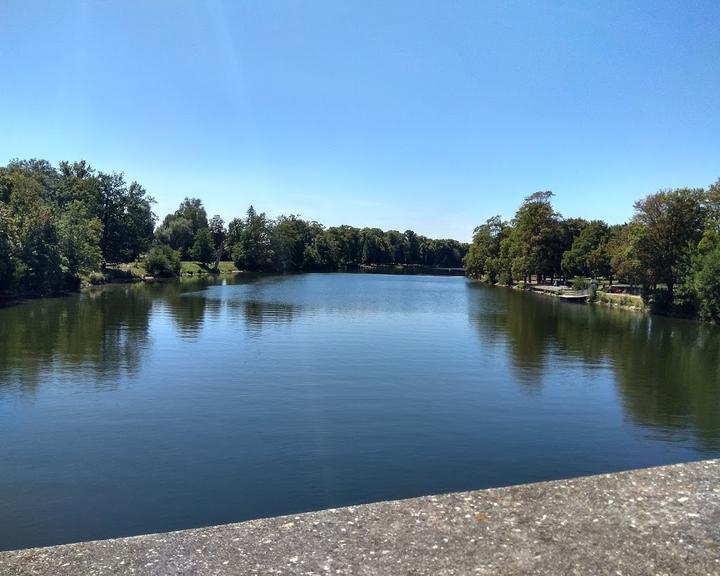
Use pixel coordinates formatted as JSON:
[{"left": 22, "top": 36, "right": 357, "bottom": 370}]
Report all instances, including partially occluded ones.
[
  {"left": 465, "top": 182, "right": 720, "bottom": 321},
  {"left": 190, "top": 227, "right": 215, "bottom": 266},
  {"left": 693, "top": 231, "right": 720, "bottom": 322},
  {"left": 0, "top": 159, "right": 155, "bottom": 297},
  {"left": 123, "top": 182, "right": 156, "bottom": 260},
  {"left": 508, "top": 191, "right": 563, "bottom": 283},
  {"left": 16, "top": 208, "right": 64, "bottom": 294},
  {"left": 360, "top": 228, "right": 390, "bottom": 265},
  {"left": 561, "top": 220, "right": 611, "bottom": 278},
  {"left": 572, "top": 277, "right": 590, "bottom": 290},
  {"left": 208, "top": 215, "right": 226, "bottom": 264},
  {"left": 632, "top": 188, "right": 706, "bottom": 301},
  {"left": 272, "top": 215, "right": 315, "bottom": 272},
  {"left": 464, "top": 216, "right": 507, "bottom": 280},
  {"left": 694, "top": 251, "right": 720, "bottom": 322},
  {"left": 174, "top": 197, "right": 208, "bottom": 234},
  {"left": 157, "top": 217, "right": 193, "bottom": 256},
  {"left": 98, "top": 172, "right": 156, "bottom": 263},
  {"left": 228, "top": 206, "right": 275, "bottom": 271},
  {"left": 155, "top": 198, "right": 207, "bottom": 259},
  {"left": 58, "top": 201, "right": 102, "bottom": 276},
  {"left": 144, "top": 245, "right": 181, "bottom": 277},
  {"left": 0, "top": 204, "right": 18, "bottom": 292},
  {"left": 88, "top": 271, "right": 106, "bottom": 285}
]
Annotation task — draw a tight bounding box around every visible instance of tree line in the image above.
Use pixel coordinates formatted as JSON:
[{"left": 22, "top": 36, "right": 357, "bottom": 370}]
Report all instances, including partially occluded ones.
[
  {"left": 0, "top": 158, "right": 467, "bottom": 296},
  {"left": 150, "top": 201, "right": 467, "bottom": 276},
  {"left": 463, "top": 182, "right": 720, "bottom": 322},
  {"left": 0, "top": 159, "right": 155, "bottom": 295}
]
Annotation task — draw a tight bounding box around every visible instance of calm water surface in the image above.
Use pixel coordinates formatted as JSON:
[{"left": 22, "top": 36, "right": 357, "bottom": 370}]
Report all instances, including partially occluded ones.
[{"left": 1, "top": 273, "right": 719, "bottom": 550}]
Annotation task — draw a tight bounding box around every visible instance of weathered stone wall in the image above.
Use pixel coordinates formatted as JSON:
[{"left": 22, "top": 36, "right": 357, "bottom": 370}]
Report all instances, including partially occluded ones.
[{"left": 2, "top": 459, "right": 718, "bottom": 575}]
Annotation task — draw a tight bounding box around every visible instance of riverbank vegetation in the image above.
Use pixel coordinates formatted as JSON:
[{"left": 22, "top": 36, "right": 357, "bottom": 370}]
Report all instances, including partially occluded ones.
[
  {"left": 0, "top": 159, "right": 467, "bottom": 298},
  {"left": 464, "top": 183, "right": 720, "bottom": 322}
]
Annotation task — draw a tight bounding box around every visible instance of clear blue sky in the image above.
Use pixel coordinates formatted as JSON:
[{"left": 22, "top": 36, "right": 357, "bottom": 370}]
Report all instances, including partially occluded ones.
[{"left": 1, "top": 1, "right": 718, "bottom": 241}]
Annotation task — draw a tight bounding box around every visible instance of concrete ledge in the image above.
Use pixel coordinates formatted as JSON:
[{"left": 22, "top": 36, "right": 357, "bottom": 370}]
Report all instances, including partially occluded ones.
[{"left": 2, "top": 459, "right": 719, "bottom": 575}]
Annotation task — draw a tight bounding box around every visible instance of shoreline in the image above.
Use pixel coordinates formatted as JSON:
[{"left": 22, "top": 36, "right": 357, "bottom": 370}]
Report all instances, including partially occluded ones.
[
  {"left": 0, "top": 265, "right": 467, "bottom": 306},
  {"left": 468, "top": 277, "right": 651, "bottom": 314}
]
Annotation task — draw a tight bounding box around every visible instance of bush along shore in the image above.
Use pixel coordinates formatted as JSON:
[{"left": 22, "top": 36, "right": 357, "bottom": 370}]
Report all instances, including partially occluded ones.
[
  {"left": 0, "top": 159, "right": 467, "bottom": 301},
  {"left": 463, "top": 184, "right": 720, "bottom": 323}
]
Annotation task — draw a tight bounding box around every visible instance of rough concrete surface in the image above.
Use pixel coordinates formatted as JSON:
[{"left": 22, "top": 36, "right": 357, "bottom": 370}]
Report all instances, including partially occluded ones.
[{"left": 1, "top": 459, "right": 719, "bottom": 575}]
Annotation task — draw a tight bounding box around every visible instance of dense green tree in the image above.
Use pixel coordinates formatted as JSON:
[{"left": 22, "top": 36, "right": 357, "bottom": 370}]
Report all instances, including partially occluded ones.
[
  {"left": 303, "top": 225, "right": 340, "bottom": 270},
  {"left": 608, "top": 223, "right": 648, "bottom": 287},
  {"left": 384, "top": 230, "right": 407, "bottom": 264},
  {"left": 0, "top": 159, "right": 156, "bottom": 296},
  {"left": 272, "top": 215, "right": 314, "bottom": 272},
  {"left": 632, "top": 188, "right": 706, "bottom": 301},
  {"left": 174, "top": 197, "right": 208, "bottom": 234},
  {"left": 4, "top": 158, "right": 60, "bottom": 204},
  {"left": 329, "top": 225, "right": 363, "bottom": 267},
  {"left": 58, "top": 201, "right": 103, "bottom": 276},
  {"left": 0, "top": 204, "right": 17, "bottom": 292},
  {"left": 156, "top": 198, "right": 207, "bottom": 258},
  {"left": 208, "top": 215, "right": 227, "bottom": 265},
  {"left": 464, "top": 216, "right": 507, "bottom": 279},
  {"left": 694, "top": 243, "right": 720, "bottom": 322},
  {"left": 123, "top": 182, "right": 156, "bottom": 260},
  {"left": 17, "top": 208, "right": 64, "bottom": 294},
  {"left": 705, "top": 179, "right": 720, "bottom": 231},
  {"left": 57, "top": 160, "right": 101, "bottom": 211},
  {"left": 509, "top": 191, "right": 562, "bottom": 282},
  {"left": 144, "top": 245, "right": 181, "bottom": 277},
  {"left": 98, "top": 172, "right": 127, "bottom": 264},
  {"left": 190, "top": 227, "right": 216, "bottom": 266},
  {"left": 97, "top": 172, "right": 155, "bottom": 263},
  {"left": 561, "top": 220, "right": 611, "bottom": 279},
  {"left": 228, "top": 206, "right": 275, "bottom": 271},
  {"left": 361, "top": 228, "right": 391, "bottom": 264},
  {"left": 157, "top": 217, "right": 194, "bottom": 257},
  {"left": 404, "top": 230, "right": 421, "bottom": 264}
]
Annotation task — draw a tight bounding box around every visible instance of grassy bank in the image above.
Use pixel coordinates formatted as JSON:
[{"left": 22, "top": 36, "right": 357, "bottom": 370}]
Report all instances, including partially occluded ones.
[{"left": 596, "top": 291, "right": 645, "bottom": 311}]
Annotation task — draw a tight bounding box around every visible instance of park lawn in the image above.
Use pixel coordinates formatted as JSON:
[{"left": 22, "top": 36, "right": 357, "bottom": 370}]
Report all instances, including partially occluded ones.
[{"left": 180, "top": 261, "right": 238, "bottom": 275}]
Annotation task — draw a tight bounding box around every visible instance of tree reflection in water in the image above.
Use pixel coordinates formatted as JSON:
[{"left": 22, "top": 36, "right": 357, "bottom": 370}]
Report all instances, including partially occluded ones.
[{"left": 468, "top": 283, "right": 720, "bottom": 451}]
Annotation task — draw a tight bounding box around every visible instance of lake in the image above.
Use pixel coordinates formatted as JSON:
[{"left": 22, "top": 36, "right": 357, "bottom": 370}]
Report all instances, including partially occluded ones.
[{"left": 1, "top": 273, "right": 719, "bottom": 551}]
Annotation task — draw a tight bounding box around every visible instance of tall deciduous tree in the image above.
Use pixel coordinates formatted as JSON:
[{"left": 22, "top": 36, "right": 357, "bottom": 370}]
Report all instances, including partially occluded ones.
[
  {"left": 464, "top": 215, "right": 507, "bottom": 280},
  {"left": 229, "top": 206, "right": 275, "bottom": 271},
  {"left": 632, "top": 188, "right": 706, "bottom": 300},
  {"left": 190, "top": 227, "right": 216, "bottom": 266},
  {"left": 509, "top": 191, "right": 561, "bottom": 283}
]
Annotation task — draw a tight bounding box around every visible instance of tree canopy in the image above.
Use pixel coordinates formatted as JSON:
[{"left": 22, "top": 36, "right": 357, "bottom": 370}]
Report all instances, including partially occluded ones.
[{"left": 464, "top": 181, "right": 720, "bottom": 321}]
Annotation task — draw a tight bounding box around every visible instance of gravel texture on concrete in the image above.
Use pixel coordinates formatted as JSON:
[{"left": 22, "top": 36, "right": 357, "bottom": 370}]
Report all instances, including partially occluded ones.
[{"left": 2, "top": 459, "right": 719, "bottom": 576}]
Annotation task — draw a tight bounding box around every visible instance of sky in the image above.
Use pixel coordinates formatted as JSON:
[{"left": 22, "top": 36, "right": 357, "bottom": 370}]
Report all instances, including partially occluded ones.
[{"left": 1, "top": 1, "right": 718, "bottom": 241}]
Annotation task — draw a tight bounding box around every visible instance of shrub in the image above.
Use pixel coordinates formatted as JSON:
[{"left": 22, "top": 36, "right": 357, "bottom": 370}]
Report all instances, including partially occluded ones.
[
  {"left": 572, "top": 276, "right": 589, "bottom": 290},
  {"left": 88, "top": 271, "right": 106, "bottom": 285},
  {"left": 695, "top": 247, "right": 720, "bottom": 322},
  {"left": 144, "top": 245, "right": 181, "bottom": 277}
]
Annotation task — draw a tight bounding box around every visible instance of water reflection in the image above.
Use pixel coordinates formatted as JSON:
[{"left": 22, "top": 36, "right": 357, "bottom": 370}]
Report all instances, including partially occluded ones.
[
  {"left": 0, "top": 284, "right": 153, "bottom": 393},
  {"left": 0, "top": 276, "right": 306, "bottom": 394},
  {"left": 468, "top": 284, "right": 720, "bottom": 450},
  {"left": 225, "top": 298, "right": 302, "bottom": 331},
  {"left": 1, "top": 274, "right": 719, "bottom": 552}
]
